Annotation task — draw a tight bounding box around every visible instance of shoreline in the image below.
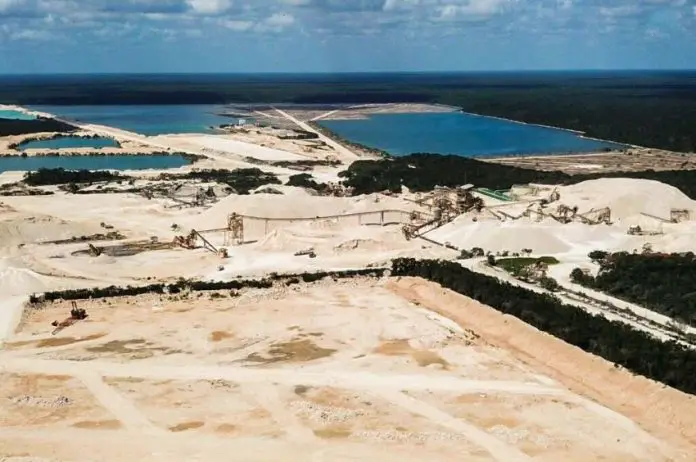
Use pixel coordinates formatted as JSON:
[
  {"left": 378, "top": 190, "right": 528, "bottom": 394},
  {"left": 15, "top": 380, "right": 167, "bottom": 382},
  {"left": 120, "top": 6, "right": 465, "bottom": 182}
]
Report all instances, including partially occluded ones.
[
  {"left": 312, "top": 118, "right": 627, "bottom": 161},
  {"left": 458, "top": 110, "right": 640, "bottom": 149},
  {"left": 2, "top": 103, "right": 659, "bottom": 164}
]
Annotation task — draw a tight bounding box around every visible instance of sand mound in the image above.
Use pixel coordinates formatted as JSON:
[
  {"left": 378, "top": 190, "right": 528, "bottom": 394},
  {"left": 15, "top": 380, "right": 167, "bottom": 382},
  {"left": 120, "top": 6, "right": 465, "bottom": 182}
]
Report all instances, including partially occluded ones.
[
  {"left": 0, "top": 258, "right": 52, "bottom": 296},
  {"left": 431, "top": 220, "right": 571, "bottom": 254},
  {"left": 558, "top": 178, "right": 695, "bottom": 222},
  {"left": 334, "top": 238, "right": 391, "bottom": 253},
  {"left": 254, "top": 227, "right": 328, "bottom": 252},
  {"left": 0, "top": 215, "right": 102, "bottom": 248},
  {"left": 191, "top": 194, "right": 355, "bottom": 230},
  {"left": 191, "top": 191, "right": 416, "bottom": 232}
]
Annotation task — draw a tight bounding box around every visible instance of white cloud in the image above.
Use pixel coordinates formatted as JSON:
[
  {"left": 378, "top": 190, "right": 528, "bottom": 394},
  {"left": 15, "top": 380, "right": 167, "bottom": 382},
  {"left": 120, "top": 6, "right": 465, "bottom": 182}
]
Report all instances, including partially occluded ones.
[
  {"left": 278, "top": 0, "right": 311, "bottom": 5},
  {"left": 186, "top": 0, "right": 232, "bottom": 14},
  {"left": 10, "top": 28, "right": 53, "bottom": 40},
  {"left": 265, "top": 12, "right": 294, "bottom": 27},
  {"left": 222, "top": 19, "right": 253, "bottom": 30},
  {"left": 254, "top": 12, "right": 295, "bottom": 32},
  {"left": 436, "top": 0, "right": 518, "bottom": 21}
]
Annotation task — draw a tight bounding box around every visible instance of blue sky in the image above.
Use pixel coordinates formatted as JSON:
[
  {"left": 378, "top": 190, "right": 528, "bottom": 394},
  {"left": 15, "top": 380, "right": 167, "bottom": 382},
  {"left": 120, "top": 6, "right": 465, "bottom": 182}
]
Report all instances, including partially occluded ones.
[{"left": 0, "top": 0, "right": 695, "bottom": 73}]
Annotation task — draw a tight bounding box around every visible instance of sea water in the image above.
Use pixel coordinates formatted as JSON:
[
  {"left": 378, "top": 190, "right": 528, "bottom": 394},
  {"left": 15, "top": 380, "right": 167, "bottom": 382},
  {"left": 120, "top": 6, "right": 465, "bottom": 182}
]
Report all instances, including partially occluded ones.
[
  {"left": 318, "top": 112, "right": 624, "bottom": 157},
  {"left": 28, "top": 105, "right": 232, "bottom": 136},
  {"left": 0, "top": 155, "right": 190, "bottom": 173},
  {"left": 0, "top": 109, "right": 36, "bottom": 120},
  {"left": 18, "top": 136, "right": 120, "bottom": 151}
]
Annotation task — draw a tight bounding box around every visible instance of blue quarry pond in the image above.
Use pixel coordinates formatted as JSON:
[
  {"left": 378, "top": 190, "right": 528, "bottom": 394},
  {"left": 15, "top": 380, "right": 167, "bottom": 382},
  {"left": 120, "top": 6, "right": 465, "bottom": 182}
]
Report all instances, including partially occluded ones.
[
  {"left": 0, "top": 155, "right": 190, "bottom": 173},
  {"left": 318, "top": 112, "right": 624, "bottom": 157},
  {"left": 18, "top": 136, "right": 120, "bottom": 151},
  {"left": 29, "top": 105, "right": 232, "bottom": 136},
  {"left": 0, "top": 109, "right": 36, "bottom": 120}
]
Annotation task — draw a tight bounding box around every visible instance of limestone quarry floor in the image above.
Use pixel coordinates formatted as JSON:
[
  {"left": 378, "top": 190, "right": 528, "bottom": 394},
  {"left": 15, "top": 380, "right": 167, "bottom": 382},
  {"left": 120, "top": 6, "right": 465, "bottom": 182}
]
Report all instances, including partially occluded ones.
[{"left": 0, "top": 278, "right": 692, "bottom": 461}]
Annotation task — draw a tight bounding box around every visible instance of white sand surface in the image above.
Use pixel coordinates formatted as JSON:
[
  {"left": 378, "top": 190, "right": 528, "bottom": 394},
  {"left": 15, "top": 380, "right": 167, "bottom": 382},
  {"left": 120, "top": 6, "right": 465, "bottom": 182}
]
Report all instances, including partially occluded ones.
[{"left": 170, "top": 135, "right": 306, "bottom": 162}]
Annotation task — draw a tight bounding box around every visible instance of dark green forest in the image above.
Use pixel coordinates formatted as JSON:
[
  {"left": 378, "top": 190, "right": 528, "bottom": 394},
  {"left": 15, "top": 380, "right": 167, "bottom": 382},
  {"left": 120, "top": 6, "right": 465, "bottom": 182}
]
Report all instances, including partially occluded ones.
[
  {"left": 338, "top": 154, "right": 696, "bottom": 198},
  {"left": 572, "top": 252, "right": 696, "bottom": 327},
  {"left": 0, "top": 118, "right": 76, "bottom": 136},
  {"left": 391, "top": 258, "right": 696, "bottom": 395},
  {"left": 4, "top": 72, "right": 696, "bottom": 151},
  {"left": 156, "top": 168, "right": 281, "bottom": 194},
  {"left": 338, "top": 154, "right": 570, "bottom": 194},
  {"left": 23, "top": 168, "right": 127, "bottom": 186}
]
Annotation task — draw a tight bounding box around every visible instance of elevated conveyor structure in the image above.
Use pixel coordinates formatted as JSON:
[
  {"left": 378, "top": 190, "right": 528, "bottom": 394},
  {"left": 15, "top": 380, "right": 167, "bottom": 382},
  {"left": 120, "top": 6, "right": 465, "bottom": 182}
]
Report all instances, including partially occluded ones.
[{"left": 197, "top": 209, "right": 425, "bottom": 245}]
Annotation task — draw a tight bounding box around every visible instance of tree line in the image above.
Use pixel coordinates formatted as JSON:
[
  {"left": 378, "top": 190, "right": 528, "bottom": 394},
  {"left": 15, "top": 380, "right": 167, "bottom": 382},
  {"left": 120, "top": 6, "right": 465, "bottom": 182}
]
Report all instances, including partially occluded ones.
[
  {"left": 571, "top": 252, "right": 696, "bottom": 327},
  {"left": 29, "top": 268, "right": 387, "bottom": 304}
]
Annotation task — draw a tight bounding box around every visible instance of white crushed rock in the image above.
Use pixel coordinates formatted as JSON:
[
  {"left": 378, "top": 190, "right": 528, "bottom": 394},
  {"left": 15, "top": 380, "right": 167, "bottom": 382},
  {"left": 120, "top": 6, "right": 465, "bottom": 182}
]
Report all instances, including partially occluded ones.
[
  {"left": 11, "top": 395, "right": 72, "bottom": 408},
  {"left": 289, "top": 400, "right": 368, "bottom": 424}
]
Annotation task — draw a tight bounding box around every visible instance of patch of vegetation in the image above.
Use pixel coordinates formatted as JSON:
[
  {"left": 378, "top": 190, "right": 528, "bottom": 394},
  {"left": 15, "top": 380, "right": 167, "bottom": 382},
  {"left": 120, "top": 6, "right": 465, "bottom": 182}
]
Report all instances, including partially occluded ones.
[
  {"left": 571, "top": 251, "right": 696, "bottom": 326},
  {"left": 286, "top": 173, "right": 329, "bottom": 193},
  {"left": 391, "top": 258, "right": 696, "bottom": 395},
  {"left": 496, "top": 256, "right": 560, "bottom": 277},
  {"left": 0, "top": 117, "right": 76, "bottom": 136},
  {"left": 23, "top": 168, "right": 130, "bottom": 186},
  {"left": 156, "top": 168, "right": 280, "bottom": 195},
  {"left": 270, "top": 159, "right": 342, "bottom": 170},
  {"left": 277, "top": 129, "right": 319, "bottom": 140}
]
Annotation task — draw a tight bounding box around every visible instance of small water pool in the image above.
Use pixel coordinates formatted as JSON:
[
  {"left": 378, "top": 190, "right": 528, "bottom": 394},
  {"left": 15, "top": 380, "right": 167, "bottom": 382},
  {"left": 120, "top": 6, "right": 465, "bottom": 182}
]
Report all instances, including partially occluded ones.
[
  {"left": 0, "top": 155, "right": 190, "bottom": 173},
  {"left": 18, "top": 136, "right": 120, "bottom": 151},
  {"left": 0, "top": 109, "right": 36, "bottom": 120}
]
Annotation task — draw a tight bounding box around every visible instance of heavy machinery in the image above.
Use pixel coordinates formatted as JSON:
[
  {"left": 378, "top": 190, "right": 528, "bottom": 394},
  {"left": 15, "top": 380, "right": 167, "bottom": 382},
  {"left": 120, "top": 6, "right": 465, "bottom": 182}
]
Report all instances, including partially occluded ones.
[
  {"left": 224, "top": 213, "right": 244, "bottom": 246},
  {"left": 173, "top": 229, "right": 228, "bottom": 258},
  {"left": 51, "top": 302, "right": 88, "bottom": 335},
  {"left": 670, "top": 209, "right": 691, "bottom": 223},
  {"left": 539, "top": 187, "right": 561, "bottom": 206},
  {"left": 577, "top": 207, "right": 611, "bottom": 225},
  {"left": 627, "top": 225, "right": 663, "bottom": 236},
  {"left": 456, "top": 187, "right": 484, "bottom": 213},
  {"left": 294, "top": 248, "right": 317, "bottom": 258},
  {"left": 554, "top": 204, "right": 579, "bottom": 223},
  {"left": 88, "top": 243, "right": 103, "bottom": 257}
]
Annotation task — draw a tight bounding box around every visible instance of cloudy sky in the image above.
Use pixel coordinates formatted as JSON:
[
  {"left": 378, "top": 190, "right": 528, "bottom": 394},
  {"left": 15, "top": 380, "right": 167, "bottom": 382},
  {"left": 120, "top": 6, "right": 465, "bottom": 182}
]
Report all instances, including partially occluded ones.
[{"left": 0, "top": 0, "right": 695, "bottom": 73}]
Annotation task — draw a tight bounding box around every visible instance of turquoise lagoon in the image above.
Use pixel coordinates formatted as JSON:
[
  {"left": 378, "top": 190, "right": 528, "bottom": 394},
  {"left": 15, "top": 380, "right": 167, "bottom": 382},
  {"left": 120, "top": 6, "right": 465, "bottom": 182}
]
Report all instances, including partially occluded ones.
[
  {"left": 0, "top": 109, "right": 36, "bottom": 120},
  {"left": 318, "top": 112, "right": 624, "bottom": 157},
  {"left": 18, "top": 136, "right": 120, "bottom": 151},
  {"left": 0, "top": 155, "right": 189, "bottom": 173},
  {"left": 29, "top": 105, "right": 232, "bottom": 136}
]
